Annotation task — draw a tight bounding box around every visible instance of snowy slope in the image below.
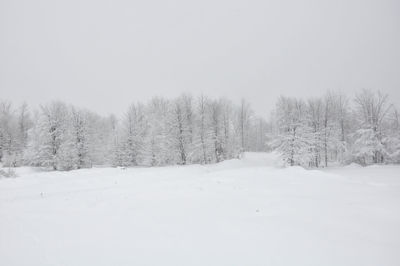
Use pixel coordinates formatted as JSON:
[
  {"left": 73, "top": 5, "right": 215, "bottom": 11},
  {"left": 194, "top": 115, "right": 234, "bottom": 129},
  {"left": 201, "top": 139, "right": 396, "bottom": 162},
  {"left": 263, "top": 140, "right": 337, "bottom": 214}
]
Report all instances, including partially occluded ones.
[{"left": 0, "top": 153, "right": 399, "bottom": 266}]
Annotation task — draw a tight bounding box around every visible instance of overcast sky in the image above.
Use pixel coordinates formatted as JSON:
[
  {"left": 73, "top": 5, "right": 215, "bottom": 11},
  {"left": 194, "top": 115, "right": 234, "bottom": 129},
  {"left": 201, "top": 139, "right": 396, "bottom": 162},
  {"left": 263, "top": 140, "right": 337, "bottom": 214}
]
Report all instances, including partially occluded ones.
[{"left": 1, "top": 0, "right": 399, "bottom": 117}]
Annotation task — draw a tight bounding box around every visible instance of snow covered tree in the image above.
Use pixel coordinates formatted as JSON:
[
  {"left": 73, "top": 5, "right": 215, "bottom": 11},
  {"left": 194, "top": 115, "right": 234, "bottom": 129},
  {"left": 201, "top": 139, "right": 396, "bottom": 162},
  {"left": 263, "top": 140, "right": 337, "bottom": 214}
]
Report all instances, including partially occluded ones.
[
  {"left": 328, "top": 92, "right": 350, "bottom": 164},
  {"left": 272, "top": 97, "right": 314, "bottom": 167},
  {"left": 25, "top": 102, "right": 70, "bottom": 170},
  {"left": 70, "top": 107, "right": 91, "bottom": 169},
  {"left": 108, "top": 114, "right": 124, "bottom": 167},
  {"left": 119, "top": 103, "right": 147, "bottom": 166},
  {"left": 168, "top": 96, "right": 195, "bottom": 165},
  {"left": 352, "top": 90, "right": 392, "bottom": 164},
  {"left": 238, "top": 99, "right": 252, "bottom": 153},
  {"left": 385, "top": 108, "right": 400, "bottom": 163},
  {"left": 16, "top": 103, "right": 32, "bottom": 158},
  {"left": 181, "top": 95, "right": 196, "bottom": 162},
  {"left": 142, "top": 97, "right": 173, "bottom": 166},
  {"left": 210, "top": 100, "right": 226, "bottom": 163},
  {"left": 0, "top": 101, "right": 18, "bottom": 166},
  {"left": 219, "top": 99, "right": 239, "bottom": 159},
  {"left": 192, "top": 95, "right": 212, "bottom": 164},
  {"left": 306, "top": 98, "right": 324, "bottom": 167},
  {"left": 86, "top": 113, "right": 116, "bottom": 166}
]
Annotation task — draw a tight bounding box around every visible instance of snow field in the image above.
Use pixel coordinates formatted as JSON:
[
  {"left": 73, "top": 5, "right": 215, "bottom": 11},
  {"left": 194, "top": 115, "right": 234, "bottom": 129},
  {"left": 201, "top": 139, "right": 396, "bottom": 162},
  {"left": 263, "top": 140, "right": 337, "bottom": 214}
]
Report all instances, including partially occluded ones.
[{"left": 1, "top": 153, "right": 399, "bottom": 266}]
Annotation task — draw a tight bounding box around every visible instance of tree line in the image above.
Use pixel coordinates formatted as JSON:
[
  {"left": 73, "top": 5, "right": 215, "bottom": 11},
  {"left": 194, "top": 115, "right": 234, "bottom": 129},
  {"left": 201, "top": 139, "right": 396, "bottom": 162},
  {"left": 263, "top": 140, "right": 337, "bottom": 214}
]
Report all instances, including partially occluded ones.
[
  {"left": 268, "top": 89, "right": 400, "bottom": 167},
  {"left": 0, "top": 95, "right": 268, "bottom": 170},
  {"left": 1, "top": 89, "right": 399, "bottom": 171}
]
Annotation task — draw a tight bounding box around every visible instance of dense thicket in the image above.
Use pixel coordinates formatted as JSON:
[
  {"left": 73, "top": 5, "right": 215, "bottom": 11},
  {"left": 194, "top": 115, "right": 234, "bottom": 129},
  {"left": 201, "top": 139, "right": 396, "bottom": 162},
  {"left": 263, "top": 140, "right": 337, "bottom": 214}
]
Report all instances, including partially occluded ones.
[
  {"left": 0, "top": 95, "right": 267, "bottom": 170},
  {"left": 0, "top": 90, "right": 399, "bottom": 170}
]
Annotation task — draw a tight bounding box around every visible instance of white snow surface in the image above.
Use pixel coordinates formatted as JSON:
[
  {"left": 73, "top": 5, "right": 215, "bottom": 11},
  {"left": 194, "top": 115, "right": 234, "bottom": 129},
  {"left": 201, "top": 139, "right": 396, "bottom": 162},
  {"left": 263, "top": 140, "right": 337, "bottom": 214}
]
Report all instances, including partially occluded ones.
[{"left": 1, "top": 153, "right": 399, "bottom": 266}]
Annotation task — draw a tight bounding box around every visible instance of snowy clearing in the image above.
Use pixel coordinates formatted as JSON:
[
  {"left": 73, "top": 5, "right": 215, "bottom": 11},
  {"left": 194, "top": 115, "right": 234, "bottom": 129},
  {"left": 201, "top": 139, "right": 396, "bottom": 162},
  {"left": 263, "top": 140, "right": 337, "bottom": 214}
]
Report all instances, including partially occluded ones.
[{"left": 1, "top": 153, "right": 399, "bottom": 266}]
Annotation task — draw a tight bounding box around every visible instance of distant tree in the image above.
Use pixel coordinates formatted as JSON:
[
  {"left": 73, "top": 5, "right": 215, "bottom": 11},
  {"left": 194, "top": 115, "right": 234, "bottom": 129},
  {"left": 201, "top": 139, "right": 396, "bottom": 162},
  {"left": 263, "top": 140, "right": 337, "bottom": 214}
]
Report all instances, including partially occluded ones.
[
  {"left": 238, "top": 99, "right": 252, "bottom": 153},
  {"left": 352, "top": 90, "right": 392, "bottom": 164},
  {"left": 209, "top": 100, "right": 225, "bottom": 163},
  {"left": 329, "top": 92, "right": 350, "bottom": 163},
  {"left": 307, "top": 98, "right": 324, "bottom": 167},
  {"left": 142, "top": 97, "right": 172, "bottom": 166},
  {"left": 0, "top": 101, "right": 17, "bottom": 166},
  {"left": 25, "top": 102, "right": 69, "bottom": 170},
  {"left": 385, "top": 108, "right": 400, "bottom": 163},
  {"left": 193, "top": 95, "right": 211, "bottom": 164},
  {"left": 168, "top": 96, "right": 195, "bottom": 165},
  {"left": 70, "top": 107, "right": 91, "bottom": 169},
  {"left": 17, "top": 103, "right": 32, "bottom": 152},
  {"left": 272, "top": 97, "right": 314, "bottom": 166},
  {"left": 119, "top": 103, "right": 147, "bottom": 166}
]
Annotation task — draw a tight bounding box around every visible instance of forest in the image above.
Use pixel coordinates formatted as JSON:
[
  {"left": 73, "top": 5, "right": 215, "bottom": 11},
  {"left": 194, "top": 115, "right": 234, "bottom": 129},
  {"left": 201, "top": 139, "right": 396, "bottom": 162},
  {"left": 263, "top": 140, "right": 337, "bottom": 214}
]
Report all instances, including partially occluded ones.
[{"left": 0, "top": 89, "right": 399, "bottom": 171}]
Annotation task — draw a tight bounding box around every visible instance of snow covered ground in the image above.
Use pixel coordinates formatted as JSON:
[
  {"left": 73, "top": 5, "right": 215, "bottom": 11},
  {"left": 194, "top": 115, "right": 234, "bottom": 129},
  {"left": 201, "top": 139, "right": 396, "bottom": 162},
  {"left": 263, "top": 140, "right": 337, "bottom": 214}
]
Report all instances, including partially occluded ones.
[{"left": 1, "top": 153, "right": 399, "bottom": 266}]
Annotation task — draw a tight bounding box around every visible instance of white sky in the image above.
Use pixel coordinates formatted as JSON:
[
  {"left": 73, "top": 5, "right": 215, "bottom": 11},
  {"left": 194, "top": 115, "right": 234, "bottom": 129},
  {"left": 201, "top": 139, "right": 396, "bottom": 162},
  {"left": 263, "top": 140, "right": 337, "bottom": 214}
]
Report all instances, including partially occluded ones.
[{"left": 1, "top": 0, "right": 399, "bottom": 117}]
